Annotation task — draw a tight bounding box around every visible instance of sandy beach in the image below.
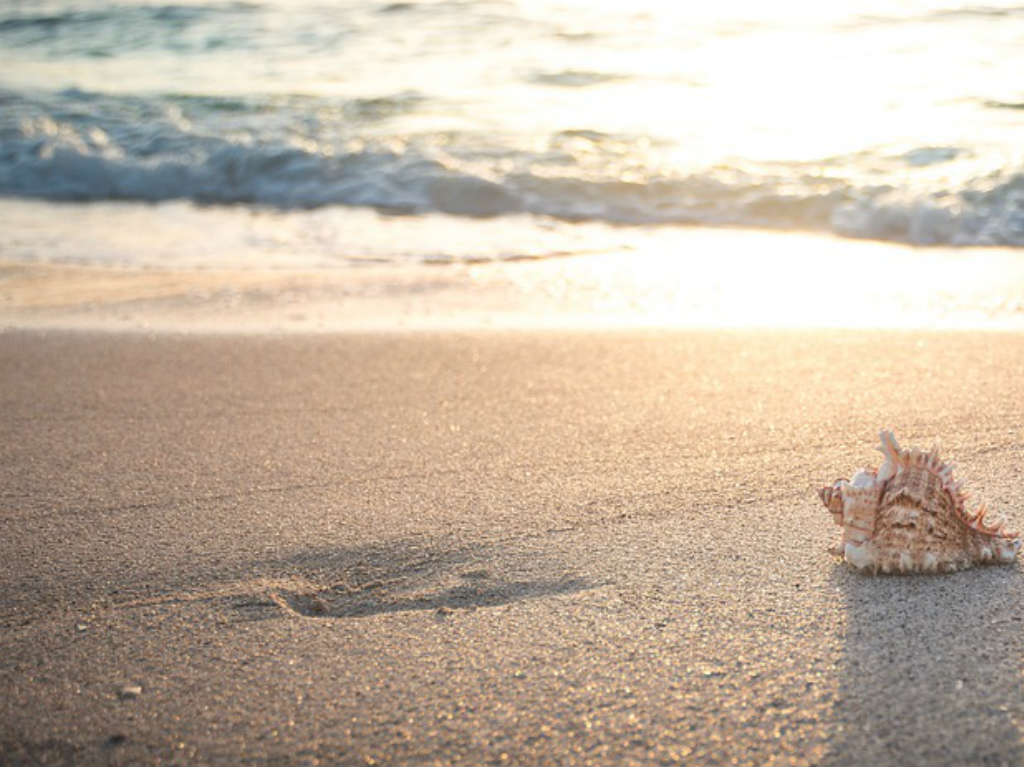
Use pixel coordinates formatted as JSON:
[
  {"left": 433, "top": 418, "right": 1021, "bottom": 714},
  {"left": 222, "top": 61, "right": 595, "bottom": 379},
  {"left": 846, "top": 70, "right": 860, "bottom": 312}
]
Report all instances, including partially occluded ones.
[
  {"left": 5, "top": 0, "right": 1024, "bottom": 762},
  {"left": 2, "top": 327, "right": 1022, "bottom": 765}
]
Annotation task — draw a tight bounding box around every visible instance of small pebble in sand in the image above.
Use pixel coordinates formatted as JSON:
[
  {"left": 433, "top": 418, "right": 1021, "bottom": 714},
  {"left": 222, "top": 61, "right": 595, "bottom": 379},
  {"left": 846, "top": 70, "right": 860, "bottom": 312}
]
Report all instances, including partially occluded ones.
[{"left": 119, "top": 684, "right": 143, "bottom": 700}]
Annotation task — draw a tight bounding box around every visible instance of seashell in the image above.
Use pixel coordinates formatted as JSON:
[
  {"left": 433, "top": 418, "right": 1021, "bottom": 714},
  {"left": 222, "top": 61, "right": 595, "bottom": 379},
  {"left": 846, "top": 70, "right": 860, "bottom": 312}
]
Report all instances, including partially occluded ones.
[{"left": 818, "top": 430, "right": 1021, "bottom": 574}]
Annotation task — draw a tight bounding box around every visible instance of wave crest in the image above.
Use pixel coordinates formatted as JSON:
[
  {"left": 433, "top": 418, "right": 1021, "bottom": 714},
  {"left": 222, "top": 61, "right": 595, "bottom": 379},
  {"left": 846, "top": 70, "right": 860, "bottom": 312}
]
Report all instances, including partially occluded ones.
[{"left": 2, "top": 92, "right": 1023, "bottom": 246}]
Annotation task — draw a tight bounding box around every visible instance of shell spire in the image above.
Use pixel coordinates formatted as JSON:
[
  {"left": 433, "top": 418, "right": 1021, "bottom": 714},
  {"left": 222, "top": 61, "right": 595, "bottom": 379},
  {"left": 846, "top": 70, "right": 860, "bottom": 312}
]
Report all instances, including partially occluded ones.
[{"left": 818, "top": 429, "right": 1022, "bottom": 574}]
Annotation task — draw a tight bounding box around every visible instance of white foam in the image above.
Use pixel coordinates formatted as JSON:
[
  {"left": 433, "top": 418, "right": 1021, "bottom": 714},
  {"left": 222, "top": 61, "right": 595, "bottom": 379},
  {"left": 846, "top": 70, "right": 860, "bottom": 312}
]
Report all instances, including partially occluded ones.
[{"left": 2, "top": 86, "right": 1024, "bottom": 246}]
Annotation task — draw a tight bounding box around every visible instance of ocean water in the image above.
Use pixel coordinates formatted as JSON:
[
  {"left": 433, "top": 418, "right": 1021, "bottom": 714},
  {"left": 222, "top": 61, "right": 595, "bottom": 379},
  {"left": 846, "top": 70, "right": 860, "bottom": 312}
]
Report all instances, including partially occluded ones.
[{"left": 2, "top": 0, "right": 1024, "bottom": 268}]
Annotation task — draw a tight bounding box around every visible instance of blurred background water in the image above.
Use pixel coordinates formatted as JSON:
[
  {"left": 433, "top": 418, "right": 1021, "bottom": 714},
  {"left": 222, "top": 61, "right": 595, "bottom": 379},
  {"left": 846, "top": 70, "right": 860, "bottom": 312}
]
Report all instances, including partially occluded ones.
[{"left": 2, "top": 0, "right": 1023, "bottom": 267}]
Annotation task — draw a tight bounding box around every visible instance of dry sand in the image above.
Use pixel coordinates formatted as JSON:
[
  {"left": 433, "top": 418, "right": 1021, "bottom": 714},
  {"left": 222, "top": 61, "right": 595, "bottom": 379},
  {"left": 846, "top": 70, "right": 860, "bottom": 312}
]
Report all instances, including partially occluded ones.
[{"left": 1, "top": 328, "right": 1022, "bottom": 765}]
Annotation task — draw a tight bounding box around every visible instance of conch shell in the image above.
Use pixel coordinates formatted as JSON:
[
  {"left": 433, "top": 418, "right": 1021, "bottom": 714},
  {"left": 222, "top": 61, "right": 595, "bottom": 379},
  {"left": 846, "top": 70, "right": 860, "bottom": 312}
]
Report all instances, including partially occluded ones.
[{"left": 819, "top": 430, "right": 1021, "bottom": 573}]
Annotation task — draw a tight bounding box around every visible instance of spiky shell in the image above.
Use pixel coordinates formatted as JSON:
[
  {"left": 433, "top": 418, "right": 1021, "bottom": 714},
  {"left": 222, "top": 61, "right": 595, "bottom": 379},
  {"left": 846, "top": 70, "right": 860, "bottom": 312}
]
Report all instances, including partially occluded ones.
[{"left": 819, "top": 430, "right": 1021, "bottom": 574}]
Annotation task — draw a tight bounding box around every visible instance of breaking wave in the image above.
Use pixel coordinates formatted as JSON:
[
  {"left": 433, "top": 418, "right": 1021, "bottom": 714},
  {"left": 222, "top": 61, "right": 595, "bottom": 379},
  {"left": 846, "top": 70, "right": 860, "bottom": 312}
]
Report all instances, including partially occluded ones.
[{"left": 2, "top": 89, "right": 1023, "bottom": 246}]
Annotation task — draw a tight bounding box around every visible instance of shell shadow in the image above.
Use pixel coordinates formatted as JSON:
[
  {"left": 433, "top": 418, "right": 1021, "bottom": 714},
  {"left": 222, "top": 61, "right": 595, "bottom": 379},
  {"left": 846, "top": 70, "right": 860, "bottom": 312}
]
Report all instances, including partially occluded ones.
[{"left": 823, "top": 564, "right": 1023, "bottom": 765}]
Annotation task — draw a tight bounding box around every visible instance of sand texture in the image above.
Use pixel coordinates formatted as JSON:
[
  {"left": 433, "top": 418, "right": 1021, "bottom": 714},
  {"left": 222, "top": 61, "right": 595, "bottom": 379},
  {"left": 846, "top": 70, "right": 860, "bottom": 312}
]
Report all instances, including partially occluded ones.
[{"left": 1, "top": 329, "right": 1022, "bottom": 765}]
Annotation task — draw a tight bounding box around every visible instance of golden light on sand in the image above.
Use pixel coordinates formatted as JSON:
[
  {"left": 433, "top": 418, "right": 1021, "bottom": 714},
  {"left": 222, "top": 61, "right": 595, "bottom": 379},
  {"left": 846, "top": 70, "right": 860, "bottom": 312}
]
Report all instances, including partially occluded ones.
[{"left": 473, "top": 228, "right": 1024, "bottom": 331}]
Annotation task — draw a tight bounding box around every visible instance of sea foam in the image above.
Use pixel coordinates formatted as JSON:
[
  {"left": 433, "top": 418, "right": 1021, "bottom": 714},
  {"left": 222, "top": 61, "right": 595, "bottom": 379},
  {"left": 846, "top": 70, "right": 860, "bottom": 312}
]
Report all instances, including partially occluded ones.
[{"left": 3, "top": 101, "right": 1023, "bottom": 247}]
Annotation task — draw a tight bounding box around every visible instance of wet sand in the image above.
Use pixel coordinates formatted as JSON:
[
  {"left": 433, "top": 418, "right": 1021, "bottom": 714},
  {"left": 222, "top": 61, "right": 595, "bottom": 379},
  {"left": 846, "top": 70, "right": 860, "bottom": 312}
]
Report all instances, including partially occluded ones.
[
  {"left": 5, "top": 223, "right": 1024, "bottom": 333},
  {"left": 1, "top": 328, "right": 1022, "bottom": 765}
]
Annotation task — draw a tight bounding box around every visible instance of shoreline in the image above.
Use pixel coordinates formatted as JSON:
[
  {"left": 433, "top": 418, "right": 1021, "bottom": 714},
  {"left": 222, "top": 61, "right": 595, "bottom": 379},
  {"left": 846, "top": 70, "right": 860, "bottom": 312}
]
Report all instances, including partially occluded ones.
[
  {"left": 4, "top": 259, "right": 1024, "bottom": 335},
  {"left": 3, "top": 217, "right": 1024, "bottom": 334}
]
